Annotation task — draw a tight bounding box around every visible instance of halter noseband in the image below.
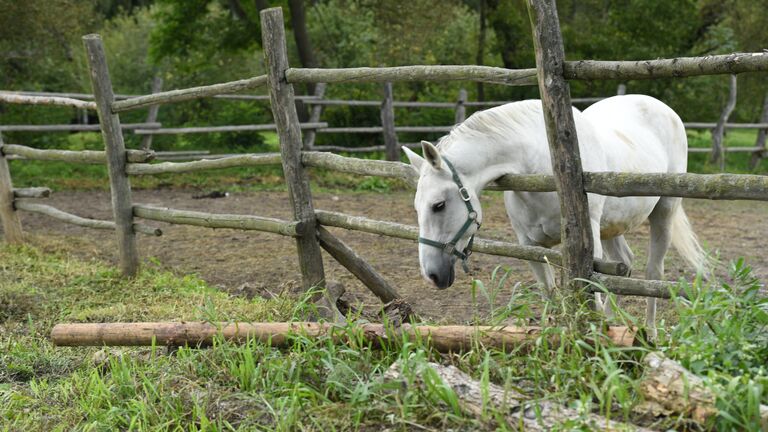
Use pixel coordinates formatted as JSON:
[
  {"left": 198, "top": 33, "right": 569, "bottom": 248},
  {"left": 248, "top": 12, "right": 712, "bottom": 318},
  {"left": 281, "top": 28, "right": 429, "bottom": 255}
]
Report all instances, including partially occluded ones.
[{"left": 417, "top": 157, "right": 481, "bottom": 273}]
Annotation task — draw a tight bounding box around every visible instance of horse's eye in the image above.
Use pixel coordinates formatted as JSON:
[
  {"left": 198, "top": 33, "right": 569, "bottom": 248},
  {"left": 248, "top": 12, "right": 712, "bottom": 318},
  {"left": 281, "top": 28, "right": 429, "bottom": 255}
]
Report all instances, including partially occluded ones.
[{"left": 431, "top": 201, "right": 446, "bottom": 212}]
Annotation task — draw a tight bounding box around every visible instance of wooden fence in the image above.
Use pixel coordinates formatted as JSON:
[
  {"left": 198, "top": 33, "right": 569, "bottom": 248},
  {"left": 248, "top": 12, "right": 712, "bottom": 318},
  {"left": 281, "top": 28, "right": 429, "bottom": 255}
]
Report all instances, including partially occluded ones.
[
  {"left": 2, "top": 3, "right": 768, "bottom": 320},
  {"left": 4, "top": 75, "right": 766, "bottom": 164}
]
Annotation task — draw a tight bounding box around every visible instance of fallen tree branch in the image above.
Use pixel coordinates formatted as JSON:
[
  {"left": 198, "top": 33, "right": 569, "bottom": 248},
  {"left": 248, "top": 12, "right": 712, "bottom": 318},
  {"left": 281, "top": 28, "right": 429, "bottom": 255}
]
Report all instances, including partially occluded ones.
[{"left": 383, "top": 361, "right": 652, "bottom": 431}]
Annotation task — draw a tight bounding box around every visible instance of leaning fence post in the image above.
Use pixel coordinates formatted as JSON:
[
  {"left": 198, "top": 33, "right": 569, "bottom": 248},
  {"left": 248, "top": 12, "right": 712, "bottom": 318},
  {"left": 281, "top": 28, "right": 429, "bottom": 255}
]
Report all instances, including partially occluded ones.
[
  {"left": 455, "top": 88, "right": 467, "bottom": 123},
  {"left": 302, "top": 82, "right": 326, "bottom": 150},
  {"left": 712, "top": 74, "right": 737, "bottom": 171},
  {"left": 381, "top": 82, "right": 399, "bottom": 161},
  {"left": 140, "top": 75, "right": 163, "bottom": 151},
  {"left": 749, "top": 90, "right": 768, "bottom": 170},
  {"left": 526, "top": 0, "right": 595, "bottom": 306},
  {"left": 260, "top": 8, "right": 331, "bottom": 313},
  {"left": 83, "top": 34, "right": 139, "bottom": 277},
  {"left": 0, "top": 133, "right": 24, "bottom": 243}
]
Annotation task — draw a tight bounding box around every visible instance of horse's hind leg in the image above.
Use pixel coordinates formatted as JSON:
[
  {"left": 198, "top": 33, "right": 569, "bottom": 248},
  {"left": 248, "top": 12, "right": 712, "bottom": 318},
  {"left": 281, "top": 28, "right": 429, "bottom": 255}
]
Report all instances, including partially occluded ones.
[
  {"left": 646, "top": 197, "right": 682, "bottom": 338},
  {"left": 601, "top": 235, "right": 635, "bottom": 318}
]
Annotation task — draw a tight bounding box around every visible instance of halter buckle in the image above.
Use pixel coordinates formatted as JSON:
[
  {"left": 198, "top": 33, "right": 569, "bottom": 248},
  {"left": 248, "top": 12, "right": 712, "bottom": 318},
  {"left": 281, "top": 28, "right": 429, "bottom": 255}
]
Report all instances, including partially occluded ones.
[
  {"left": 443, "top": 243, "right": 456, "bottom": 254},
  {"left": 459, "top": 187, "right": 471, "bottom": 202}
]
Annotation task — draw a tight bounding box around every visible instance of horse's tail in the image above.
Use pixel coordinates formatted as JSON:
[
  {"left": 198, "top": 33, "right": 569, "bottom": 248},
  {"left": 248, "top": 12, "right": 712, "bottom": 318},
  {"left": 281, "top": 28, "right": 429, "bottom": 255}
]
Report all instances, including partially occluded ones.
[{"left": 671, "top": 205, "right": 712, "bottom": 276}]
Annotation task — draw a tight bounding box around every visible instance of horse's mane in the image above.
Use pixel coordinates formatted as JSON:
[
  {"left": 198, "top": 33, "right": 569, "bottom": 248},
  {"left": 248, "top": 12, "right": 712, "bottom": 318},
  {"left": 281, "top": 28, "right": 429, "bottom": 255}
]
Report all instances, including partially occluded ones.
[{"left": 436, "top": 100, "right": 546, "bottom": 152}]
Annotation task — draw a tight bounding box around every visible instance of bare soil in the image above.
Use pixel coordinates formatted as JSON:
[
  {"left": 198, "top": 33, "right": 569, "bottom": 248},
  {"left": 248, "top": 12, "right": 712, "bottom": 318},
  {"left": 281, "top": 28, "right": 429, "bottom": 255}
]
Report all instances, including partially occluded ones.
[{"left": 15, "top": 188, "right": 768, "bottom": 323}]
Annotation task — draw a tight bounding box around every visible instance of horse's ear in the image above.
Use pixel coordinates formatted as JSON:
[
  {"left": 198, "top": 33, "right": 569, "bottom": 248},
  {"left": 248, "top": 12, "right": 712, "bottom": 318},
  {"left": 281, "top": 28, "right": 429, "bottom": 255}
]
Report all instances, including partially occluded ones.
[
  {"left": 421, "top": 140, "right": 443, "bottom": 171},
  {"left": 402, "top": 146, "right": 425, "bottom": 173}
]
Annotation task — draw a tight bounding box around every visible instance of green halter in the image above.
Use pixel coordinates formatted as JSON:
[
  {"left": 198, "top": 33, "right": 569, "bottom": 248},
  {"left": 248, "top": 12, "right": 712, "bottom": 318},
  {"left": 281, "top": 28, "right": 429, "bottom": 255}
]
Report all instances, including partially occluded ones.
[{"left": 417, "top": 157, "right": 480, "bottom": 273}]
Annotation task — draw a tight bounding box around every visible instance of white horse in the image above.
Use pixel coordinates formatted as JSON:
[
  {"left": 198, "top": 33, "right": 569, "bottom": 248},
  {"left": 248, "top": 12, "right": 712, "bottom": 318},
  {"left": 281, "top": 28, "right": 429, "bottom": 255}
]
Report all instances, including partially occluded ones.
[{"left": 403, "top": 95, "right": 708, "bottom": 334}]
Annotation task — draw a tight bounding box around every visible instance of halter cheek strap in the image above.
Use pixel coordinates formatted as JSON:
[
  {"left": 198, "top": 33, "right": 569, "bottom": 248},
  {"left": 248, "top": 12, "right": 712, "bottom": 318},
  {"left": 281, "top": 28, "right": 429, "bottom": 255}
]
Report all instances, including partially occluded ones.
[{"left": 417, "top": 157, "right": 480, "bottom": 273}]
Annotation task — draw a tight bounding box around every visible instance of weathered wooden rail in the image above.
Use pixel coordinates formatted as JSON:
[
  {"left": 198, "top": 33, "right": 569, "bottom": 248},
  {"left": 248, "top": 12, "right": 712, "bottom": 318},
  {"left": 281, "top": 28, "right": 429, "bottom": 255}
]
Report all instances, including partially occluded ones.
[{"left": 1, "top": 5, "right": 768, "bottom": 327}]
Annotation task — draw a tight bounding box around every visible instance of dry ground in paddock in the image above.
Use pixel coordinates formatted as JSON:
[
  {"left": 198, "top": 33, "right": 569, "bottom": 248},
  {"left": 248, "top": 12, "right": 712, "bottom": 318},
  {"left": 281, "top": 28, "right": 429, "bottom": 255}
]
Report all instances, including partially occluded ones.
[{"left": 13, "top": 188, "right": 768, "bottom": 322}]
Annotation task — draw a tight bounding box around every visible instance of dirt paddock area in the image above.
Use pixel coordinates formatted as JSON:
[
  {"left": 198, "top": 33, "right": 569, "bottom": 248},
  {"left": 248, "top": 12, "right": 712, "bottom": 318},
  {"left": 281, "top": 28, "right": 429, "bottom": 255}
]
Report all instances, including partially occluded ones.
[{"left": 16, "top": 188, "right": 768, "bottom": 323}]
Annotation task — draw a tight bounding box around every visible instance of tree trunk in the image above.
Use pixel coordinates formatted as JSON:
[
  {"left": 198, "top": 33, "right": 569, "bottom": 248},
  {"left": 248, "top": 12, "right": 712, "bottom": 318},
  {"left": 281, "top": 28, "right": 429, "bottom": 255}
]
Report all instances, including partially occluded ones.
[
  {"left": 288, "top": 0, "right": 318, "bottom": 95},
  {"left": 711, "top": 75, "right": 737, "bottom": 170},
  {"left": 749, "top": 90, "right": 768, "bottom": 170}
]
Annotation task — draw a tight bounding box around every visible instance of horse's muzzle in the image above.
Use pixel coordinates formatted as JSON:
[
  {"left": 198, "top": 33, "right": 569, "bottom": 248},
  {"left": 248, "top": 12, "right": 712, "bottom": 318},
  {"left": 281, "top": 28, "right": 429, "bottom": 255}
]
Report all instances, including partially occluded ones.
[{"left": 423, "top": 256, "right": 456, "bottom": 289}]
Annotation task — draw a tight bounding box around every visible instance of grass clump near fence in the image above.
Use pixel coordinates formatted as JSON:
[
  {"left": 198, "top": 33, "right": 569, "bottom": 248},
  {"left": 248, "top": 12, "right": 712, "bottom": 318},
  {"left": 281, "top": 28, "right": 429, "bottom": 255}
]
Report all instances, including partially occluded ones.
[{"left": 1, "top": 242, "right": 766, "bottom": 431}]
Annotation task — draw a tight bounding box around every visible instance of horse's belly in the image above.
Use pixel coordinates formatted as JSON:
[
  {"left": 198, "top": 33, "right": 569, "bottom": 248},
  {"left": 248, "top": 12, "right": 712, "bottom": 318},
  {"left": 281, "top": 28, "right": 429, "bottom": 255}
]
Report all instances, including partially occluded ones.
[{"left": 600, "top": 196, "right": 659, "bottom": 238}]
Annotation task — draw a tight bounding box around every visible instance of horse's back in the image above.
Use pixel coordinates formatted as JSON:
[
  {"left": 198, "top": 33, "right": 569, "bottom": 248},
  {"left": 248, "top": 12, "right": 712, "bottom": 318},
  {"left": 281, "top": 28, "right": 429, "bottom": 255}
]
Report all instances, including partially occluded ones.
[{"left": 583, "top": 95, "right": 688, "bottom": 174}]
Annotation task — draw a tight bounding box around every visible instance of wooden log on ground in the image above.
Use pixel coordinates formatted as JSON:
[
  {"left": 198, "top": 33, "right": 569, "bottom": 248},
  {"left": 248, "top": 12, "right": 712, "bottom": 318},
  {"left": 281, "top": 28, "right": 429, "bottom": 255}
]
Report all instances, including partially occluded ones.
[
  {"left": 15, "top": 202, "right": 161, "bottom": 236},
  {"left": 132, "top": 122, "right": 327, "bottom": 135},
  {"left": 50, "top": 321, "right": 637, "bottom": 350},
  {"left": 2, "top": 144, "right": 154, "bottom": 164},
  {"left": 133, "top": 204, "right": 303, "bottom": 236},
  {"left": 316, "top": 226, "right": 400, "bottom": 303},
  {"left": 0, "top": 123, "right": 160, "bottom": 132},
  {"left": 638, "top": 353, "right": 717, "bottom": 425},
  {"left": 286, "top": 65, "right": 538, "bottom": 86},
  {"left": 140, "top": 75, "right": 164, "bottom": 151},
  {"left": 302, "top": 82, "right": 326, "bottom": 150},
  {"left": 84, "top": 34, "right": 140, "bottom": 277},
  {"left": 13, "top": 187, "right": 51, "bottom": 198},
  {"left": 564, "top": 52, "right": 768, "bottom": 81},
  {"left": 0, "top": 138, "right": 23, "bottom": 243},
  {"left": 0, "top": 92, "right": 97, "bottom": 110},
  {"left": 527, "top": 0, "right": 594, "bottom": 298},
  {"left": 261, "top": 8, "right": 329, "bottom": 312},
  {"left": 111, "top": 75, "right": 269, "bottom": 113},
  {"left": 126, "top": 153, "right": 282, "bottom": 175},
  {"left": 381, "top": 82, "right": 399, "bottom": 161},
  {"left": 750, "top": 91, "right": 768, "bottom": 170},
  {"left": 315, "top": 210, "right": 629, "bottom": 278},
  {"left": 383, "top": 362, "right": 652, "bottom": 431},
  {"left": 711, "top": 75, "right": 737, "bottom": 170}
]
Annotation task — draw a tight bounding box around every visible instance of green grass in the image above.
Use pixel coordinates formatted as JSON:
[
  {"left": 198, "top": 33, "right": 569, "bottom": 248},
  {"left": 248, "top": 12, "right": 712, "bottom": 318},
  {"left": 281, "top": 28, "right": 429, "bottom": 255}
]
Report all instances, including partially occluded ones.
[
  {"left": 1, "top": 243, "right": 766, "bottom": 430},
  {"left": 687, "top": 128, "right": 767, "bottom": 173}
]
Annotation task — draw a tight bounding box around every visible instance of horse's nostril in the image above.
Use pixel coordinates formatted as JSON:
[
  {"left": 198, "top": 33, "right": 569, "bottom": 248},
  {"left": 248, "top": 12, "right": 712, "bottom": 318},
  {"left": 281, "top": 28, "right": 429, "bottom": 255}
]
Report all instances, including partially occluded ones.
[{"left": 428, "top": 273, "right": 440, "bottom": 285}]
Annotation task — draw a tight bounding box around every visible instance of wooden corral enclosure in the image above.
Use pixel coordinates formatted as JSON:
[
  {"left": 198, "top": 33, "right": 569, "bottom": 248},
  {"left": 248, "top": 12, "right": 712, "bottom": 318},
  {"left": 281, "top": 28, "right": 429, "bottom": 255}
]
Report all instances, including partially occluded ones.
[{"left": 0, "top": 1, "right": 767, "bottom": 325}]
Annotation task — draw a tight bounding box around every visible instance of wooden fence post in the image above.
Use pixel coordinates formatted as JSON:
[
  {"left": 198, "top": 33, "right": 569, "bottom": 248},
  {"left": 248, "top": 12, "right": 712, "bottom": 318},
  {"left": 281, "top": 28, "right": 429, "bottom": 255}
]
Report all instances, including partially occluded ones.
[
  {"left": 749, "top": 91, "right": 768, "bottom": 170},
  {"left": 455, "top": 88, "right": 467, "bottom": 123},
  {"left": 140, "top": 75, "right": 163, "bottom": 151},
  {"left": 381, "top": 82, "right": 399, "bottom": 161},
  {"left": 617, "top": 83, "right": 627, "bottom": 95},
  {"left": 0, "top": 133, "right": 24, "bottom": 243},
  {"left": 83, "top": 34, "right": 139, "bottom": 277},
  {"left": 260, "top": 8, "right": 327, "bottom": 297},
  {"left": 302, "top": 82, "right": 326, "bottom": 150},
  {"left": 526, "top": 0, "right": 595, "bottom": 304},
  {"left": 712, "top": 74, "right": 737, "bottom": 171}
]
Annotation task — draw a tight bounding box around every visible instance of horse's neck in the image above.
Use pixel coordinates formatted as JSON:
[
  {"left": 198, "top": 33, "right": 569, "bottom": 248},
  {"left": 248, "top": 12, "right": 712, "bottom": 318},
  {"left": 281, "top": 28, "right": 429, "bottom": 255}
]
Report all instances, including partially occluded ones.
[{"left": 442, "top": 138, "right": 543, "bottom": 194}]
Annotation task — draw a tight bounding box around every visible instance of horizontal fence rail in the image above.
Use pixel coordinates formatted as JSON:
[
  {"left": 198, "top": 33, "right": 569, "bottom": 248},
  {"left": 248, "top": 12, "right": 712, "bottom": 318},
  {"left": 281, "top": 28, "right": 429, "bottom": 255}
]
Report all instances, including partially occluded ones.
[
  {"left": 287, "top": 65, "right": 539, "bottom": 86},
  {"left": 0, "top": 92, "right": 97, "bottom": 110},
  {"left": 685, "top": 122, "right": 768, "bottom": 129},
  {"left": 0, "top": 122, "right": 160, "bottom": 132},
  {"left": 133, "top": 204, "right": 304, "bottom": 237},
  {"left": 133, "top": 122, "right": 328, "bottom": 135},
  {"left": 126, "top": 153, "right": 282, "bottom": 175},
  {"left": 13, "top": 187, "right": 51, "bottom": 198},
  {"left": 111, "top": 75, "right": 269, "bottom": 113},
  {"left": 15, "top": 201, "right": 161, "bottom": 236},
  {"left": 564, "top": 52, "right": 768, "bottom": 81},
  {"left": 314, "top": 209, "right": 629, "bottom": 277},
  {"left": 2, "top": 144, "right": 154, "bottom": 164}
]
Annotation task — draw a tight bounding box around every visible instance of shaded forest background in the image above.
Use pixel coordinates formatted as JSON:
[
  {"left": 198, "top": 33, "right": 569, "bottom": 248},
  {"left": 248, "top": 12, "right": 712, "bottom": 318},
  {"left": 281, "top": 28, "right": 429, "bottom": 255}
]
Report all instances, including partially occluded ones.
[{"left": 1, "top": 0, "right": 766, "bottom": 152}]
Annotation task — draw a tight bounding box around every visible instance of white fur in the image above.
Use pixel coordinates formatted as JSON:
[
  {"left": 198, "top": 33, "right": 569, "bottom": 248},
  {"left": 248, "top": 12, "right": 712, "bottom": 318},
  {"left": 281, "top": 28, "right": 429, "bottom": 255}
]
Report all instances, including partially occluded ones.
[{"left": 407, "top": 95, "right": 709, "bottom": 335}]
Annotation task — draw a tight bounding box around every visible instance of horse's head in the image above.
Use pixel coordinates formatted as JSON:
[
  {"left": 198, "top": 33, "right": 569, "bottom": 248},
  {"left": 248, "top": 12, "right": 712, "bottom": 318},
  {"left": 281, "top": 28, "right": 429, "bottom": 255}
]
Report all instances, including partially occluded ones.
[{"left": 403, "top": 141, "right": 483, "bottom": 289}]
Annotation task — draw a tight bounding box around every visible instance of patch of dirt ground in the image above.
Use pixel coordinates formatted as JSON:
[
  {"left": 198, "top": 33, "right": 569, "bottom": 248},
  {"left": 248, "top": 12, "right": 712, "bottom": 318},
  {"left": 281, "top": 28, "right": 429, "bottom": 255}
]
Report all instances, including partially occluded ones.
[{"left": 13, "top": 188, "right": 768, "bottom": 322}]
